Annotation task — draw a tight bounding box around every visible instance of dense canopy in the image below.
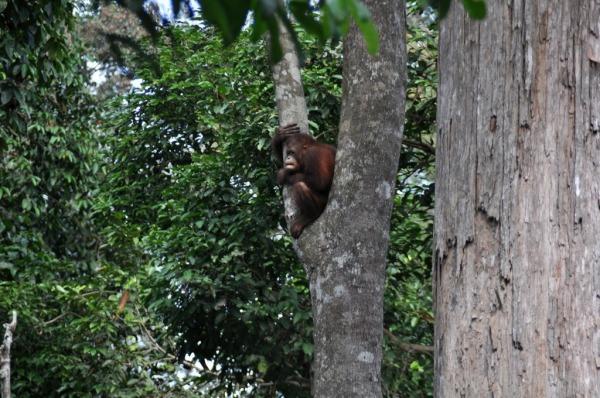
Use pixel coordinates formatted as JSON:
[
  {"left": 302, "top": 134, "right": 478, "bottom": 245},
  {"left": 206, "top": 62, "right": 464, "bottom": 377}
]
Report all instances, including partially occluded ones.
[{"left": 1, "top": 1, "right": 436, "bottom": 396}]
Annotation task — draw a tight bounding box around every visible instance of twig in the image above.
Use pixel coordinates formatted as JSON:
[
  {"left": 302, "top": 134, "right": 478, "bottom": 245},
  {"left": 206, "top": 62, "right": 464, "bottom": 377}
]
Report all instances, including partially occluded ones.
[
  {"left": 79, "top": 290, "right": 117, "bottom": 298},
  {"left": 133, "top": 307, "right": 218, "bottom": 376},
  {"left": 384, "top": 329, "right": 434, "bottom": 355},
  {"left": 402, "top": 139, "right": 435, "bottom": 156},
  {"left": 256, "top": 377, "right": 310, "bottom": 389},
  {"left": 43, "top": 312, "right": 70, "bottom": 326}
]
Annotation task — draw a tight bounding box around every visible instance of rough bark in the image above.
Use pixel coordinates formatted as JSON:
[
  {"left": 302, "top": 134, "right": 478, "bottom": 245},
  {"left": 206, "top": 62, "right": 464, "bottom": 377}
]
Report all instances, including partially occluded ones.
[
  {"left": 0, "top": 311, "right": 17, "bottom": 398},
  {"left": 434, "top": 1, "right": 600, "bottom": 397},
  {"left": 305, "top": 3, "right": 406, "bottom": 395}
]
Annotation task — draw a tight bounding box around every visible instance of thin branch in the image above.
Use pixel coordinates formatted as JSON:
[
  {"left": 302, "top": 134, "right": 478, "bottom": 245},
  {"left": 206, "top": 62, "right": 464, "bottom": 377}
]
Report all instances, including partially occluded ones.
[
  {"left": 79, "top": 290, "right": 118, "bottom": 298},
  {"left": 384, "top": 329, "right": 434, "bottom": 355},
  {"left": 1, "top": 311, "right": 17, "bottom": 398},
  {"left": 133, "top": 307, "right": 218, "bottom": 376},
  {"left": 42, "top": 312, "right": 70, "bottom": 326},
  {"left": 402, "top": 139, "right": 435, "bottom": 156},
  {"left": 256, "top": 377, "right": 310, "bottom": 389}
]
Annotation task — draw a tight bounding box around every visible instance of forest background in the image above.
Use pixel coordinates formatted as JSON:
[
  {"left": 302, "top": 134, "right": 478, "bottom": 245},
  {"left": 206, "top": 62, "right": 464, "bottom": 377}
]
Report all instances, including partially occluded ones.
[{"left": 0, "top": 1, "right": 437, "bottom": 396}]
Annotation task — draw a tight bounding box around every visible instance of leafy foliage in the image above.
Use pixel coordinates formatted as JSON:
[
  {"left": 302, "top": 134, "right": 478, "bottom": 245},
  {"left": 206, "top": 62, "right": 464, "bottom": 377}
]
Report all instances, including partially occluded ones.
[
  {"left": 114, "top": 0, "right": 380, "bottom": 60},
  {"left": 112, "top": 0, "right": 487, "bottom": 66},
  {"left": 0, "top": 0, "right": 101, "bottom": 265},
  {"left": 1, "top": 0, "right": 438, "bottom": 395},
  {"left": 0, "top": 1, "right": 194, "bottom": 396},
  {"left": 102, "top": 27, "right": 318, "bottom": 396},
  {"left": 103, "top": 10, "right": 437, "bottom": 395},
  {"left": 1, "top": 266, "right": 195, "bottom": 397}
]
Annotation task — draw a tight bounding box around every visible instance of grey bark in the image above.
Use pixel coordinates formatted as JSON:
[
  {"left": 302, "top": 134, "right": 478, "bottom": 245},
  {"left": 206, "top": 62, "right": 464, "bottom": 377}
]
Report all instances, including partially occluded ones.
[
  {"left": 271, "top": 17, "right": 310, "bottom": 229},
  {"left": 434, "top": 1, "right": 600, "bottom": 397},
  {"left": 0, "top": 311, "right": 16, "bottom": 398},
  {"left": 271, "top": 1, "right": 406, "bottom": 396},
  {"left": 271, "top": 20, "right": 309, "bottom": 135}
]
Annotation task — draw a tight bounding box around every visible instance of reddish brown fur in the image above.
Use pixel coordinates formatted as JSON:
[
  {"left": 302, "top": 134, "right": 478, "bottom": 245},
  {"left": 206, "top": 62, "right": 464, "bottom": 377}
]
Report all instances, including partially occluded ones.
[{"left": 272, "top": 124, "right": 336, "bottom": 238}]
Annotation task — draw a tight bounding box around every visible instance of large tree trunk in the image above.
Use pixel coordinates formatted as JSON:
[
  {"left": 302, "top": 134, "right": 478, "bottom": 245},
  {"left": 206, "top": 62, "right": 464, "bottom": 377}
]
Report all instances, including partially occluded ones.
[
  {"left": 271, "top": 1, "right": 406, "bottom": 396},
  {"left": 434, "top": 1, "right": 600, "bottom": 396}
]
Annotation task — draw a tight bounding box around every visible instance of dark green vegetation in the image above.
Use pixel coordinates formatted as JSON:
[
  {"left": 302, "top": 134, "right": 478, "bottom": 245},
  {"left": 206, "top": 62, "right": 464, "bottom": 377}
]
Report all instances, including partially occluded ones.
[
  {"left": 0, "top": 1, "right": 436, "bottom": 396},
  {"left": 116, "top": 0, "right": 485, "bottom": 59},
  {"left": 0, "top": 1, "right": 189, "bottom": 396}
]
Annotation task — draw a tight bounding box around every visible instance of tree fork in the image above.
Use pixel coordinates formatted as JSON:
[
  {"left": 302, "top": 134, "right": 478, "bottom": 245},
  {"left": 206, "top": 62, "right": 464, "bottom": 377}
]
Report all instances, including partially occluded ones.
[{"left": 271, "top": 1, "right": 406, "bottom": 396}]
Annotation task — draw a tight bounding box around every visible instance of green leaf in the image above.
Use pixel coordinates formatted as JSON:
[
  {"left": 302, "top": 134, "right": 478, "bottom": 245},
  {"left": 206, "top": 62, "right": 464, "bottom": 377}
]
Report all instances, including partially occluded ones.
[
  {"left": 410, "top": 360, "right": 424, "bottom": 372},
  {"left": 257, "top": 358, "right": 269, "bottom": 373},
  {"left": 326, "top": 0, "right": 347, "bottom": 21},
  {"left": 462, "top": 0, "right": 486, "bottom": 19},
  {"left": 55, "top": 285, "right": 68, "bottom": 294},
  {"left": 201, "top": 0, "right": 251, "bottom": 45},
  {"left": 347, "top": 0, "right": 379, "bottom": 54},
  {"left": 301, "top": 342, "right": 313, "bottom": 355},
  {"left": 290, "top": 0, "right": 323, "bottom": 39},
  {"left": 358, "top": 22, "right": 379, "bottom": 54},
  {"left": 1, "top": 89, "right": 13, "bottom": 105},
  {"left": 21, "top": 197, "right": 31, "bottom": 211}
]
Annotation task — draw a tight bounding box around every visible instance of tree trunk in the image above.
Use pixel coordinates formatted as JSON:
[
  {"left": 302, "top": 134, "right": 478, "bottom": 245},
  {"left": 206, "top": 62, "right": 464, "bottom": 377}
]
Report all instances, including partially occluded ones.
[
  {"left": 271, "top": 1, "right": 406, "bottom": 396},
  {"left": 434, "top": 1, "right": 600, "bottom": 396},
  {"left": 271, "top": 17, "right": 310, "bottom": 231},
  {"left": 271, "top": 19, "right": 309, "bottom": 134},
  {"left": 0, "top": 311, "right": 17, "bottom": 398}
]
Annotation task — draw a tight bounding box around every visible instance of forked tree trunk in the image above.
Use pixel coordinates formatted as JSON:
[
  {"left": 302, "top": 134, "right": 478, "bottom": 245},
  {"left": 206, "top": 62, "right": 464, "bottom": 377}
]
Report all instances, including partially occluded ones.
[
  {"left": 434, "top": 1, "right": 600, "bottom": 396},
  {"left": 271, "top": 1, "right": 406, "bottom": 396}
]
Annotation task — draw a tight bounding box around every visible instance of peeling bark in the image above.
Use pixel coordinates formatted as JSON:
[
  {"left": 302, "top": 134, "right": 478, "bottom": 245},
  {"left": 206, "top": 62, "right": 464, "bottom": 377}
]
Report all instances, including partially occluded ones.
[
  {"left": 434, "top": 2, "right": 600, "bottom": 396},
  {"left": 271, "top": 1, "right": 406, "bottom": 396}
]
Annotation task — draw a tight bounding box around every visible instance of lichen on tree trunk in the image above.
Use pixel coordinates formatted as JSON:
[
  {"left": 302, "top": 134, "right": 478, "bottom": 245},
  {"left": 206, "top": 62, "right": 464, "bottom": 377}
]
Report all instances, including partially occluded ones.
[{"left": 434, "top": 2, "right": 600, "bottom": 396}]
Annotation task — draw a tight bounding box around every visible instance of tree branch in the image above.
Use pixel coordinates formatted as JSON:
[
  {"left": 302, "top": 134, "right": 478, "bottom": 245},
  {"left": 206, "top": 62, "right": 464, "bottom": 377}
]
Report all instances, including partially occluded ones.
[
  {"left": 271, "top": 17, "right": 309, "bottom": 133},
  {"left": 42, "top": 312, "right": 71, "bottom": 326},
  {"left": 1, "top": 311, "right": 17, "bottom": 398},
  {"left": 133, "top": 306, "right": 218, "bottom": 377},
  {"left": 270, "top": 17, "right": 313, "bottom": 263},
  {"left": 402, "top": 139, "right": 435, "bottom": 156},
  {"left": 384, "top": 329, "right": 433, "bottom": 355}
]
